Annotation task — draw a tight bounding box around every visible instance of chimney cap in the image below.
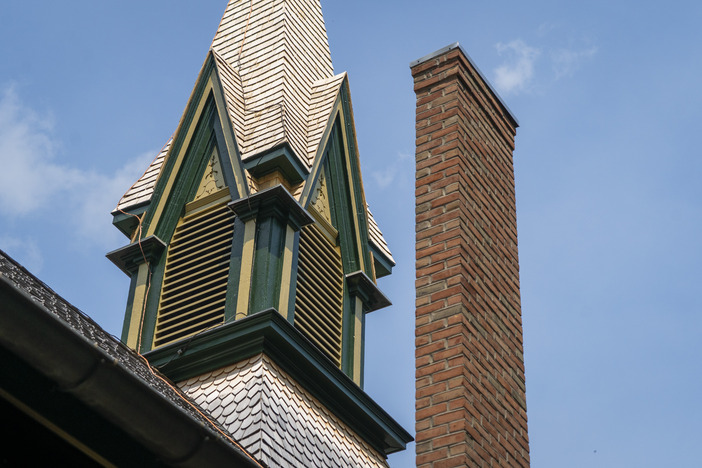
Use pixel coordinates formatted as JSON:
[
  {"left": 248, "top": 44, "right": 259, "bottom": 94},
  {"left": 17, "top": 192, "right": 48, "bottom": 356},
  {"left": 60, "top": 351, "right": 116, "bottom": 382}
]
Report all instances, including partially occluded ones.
[{"left": 410, "top": 42, "right": 519, "bottom": 128}]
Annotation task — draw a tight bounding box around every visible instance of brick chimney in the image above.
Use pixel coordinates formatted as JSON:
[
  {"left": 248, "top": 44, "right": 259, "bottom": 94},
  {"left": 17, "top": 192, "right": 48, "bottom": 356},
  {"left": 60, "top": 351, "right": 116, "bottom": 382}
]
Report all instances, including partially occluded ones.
[{"left": 411, "top": 44, "right": 529, "bottom": 467}]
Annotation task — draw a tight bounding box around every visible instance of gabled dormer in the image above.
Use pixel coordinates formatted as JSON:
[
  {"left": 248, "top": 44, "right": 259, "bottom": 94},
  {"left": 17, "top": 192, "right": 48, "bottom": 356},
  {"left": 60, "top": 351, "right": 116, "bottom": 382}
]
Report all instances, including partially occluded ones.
[
  {"left": 108, "top": 51, "right": 250, "bottom": 353},
  {"left": 294, "top": 102, "right": 390, "bottom": 385},
  {"left": 109, "top": 59, "right": 391, "bottom": 388}
]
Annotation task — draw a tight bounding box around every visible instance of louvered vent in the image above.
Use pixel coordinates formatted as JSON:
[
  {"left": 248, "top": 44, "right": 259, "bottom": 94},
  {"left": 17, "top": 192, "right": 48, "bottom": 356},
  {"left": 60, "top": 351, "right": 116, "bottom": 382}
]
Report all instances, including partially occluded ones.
[
  {"left": 294, "top": 224, "right": 344, "bottom": 367},
  {"left": 154, "top": 203, "right": 234, "bottom": 348}
]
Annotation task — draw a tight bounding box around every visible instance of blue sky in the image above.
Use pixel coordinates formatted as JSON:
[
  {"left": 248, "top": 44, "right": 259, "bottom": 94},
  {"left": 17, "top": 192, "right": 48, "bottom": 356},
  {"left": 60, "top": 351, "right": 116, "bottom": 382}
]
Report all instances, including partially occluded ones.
[{"left": 2, "top": 1, "right": 701, "bottom": 466}]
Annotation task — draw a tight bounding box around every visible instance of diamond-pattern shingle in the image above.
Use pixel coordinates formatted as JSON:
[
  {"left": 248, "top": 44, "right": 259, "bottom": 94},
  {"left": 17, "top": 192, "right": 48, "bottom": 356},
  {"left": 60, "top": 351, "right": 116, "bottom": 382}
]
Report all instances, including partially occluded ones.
[{"left": 178, "top": 354, "right": 389, "bottom": 468}]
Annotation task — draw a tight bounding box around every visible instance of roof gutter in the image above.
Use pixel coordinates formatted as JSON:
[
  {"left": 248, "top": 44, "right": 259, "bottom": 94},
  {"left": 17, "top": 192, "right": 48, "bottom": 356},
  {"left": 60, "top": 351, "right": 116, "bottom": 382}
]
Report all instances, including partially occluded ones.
[{"left": 0, "top": 274, "right": 260, "bottom": 468}]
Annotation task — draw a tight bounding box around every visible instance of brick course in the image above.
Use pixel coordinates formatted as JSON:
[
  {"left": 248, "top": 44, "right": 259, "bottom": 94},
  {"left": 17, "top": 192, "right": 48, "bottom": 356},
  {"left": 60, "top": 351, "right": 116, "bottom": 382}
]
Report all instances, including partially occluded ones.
[{"left": 412, "top": 45, "right": 529, "bottom": 467}]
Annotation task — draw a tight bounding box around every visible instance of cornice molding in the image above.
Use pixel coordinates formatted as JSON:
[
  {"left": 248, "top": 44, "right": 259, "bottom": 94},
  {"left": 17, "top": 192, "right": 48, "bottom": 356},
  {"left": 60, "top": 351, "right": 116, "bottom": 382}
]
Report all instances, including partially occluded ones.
[
  {"left": 145, "top": 308, "right": 412, "bottom": 456},
  {"left": 106, "top": 235, "right": 166, "bottom": 276},
  {"left": 228, "top": 185, "right": 314, "bottom": 230},
  {"left": 345, "top": 270, "right": 391, "bottom": 313}
]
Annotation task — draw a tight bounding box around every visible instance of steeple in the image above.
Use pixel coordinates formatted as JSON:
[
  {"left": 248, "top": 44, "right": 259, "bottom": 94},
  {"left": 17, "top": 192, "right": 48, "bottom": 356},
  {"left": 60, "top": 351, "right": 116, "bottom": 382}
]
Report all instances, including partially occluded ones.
[
  {"left": 106, "top": 1, "right": 410, "bottom": 465},
  {"left": 211, "top": 0, "right": 336, "bottom": 168}
]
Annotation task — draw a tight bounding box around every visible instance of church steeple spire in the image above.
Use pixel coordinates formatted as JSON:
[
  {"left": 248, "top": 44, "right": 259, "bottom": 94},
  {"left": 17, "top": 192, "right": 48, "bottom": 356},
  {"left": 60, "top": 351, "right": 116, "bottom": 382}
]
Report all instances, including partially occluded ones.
[
  {"left": 211, "top": 0, "right": 336, "bottom": 169},
  {"left": 106, "top": 2, "right": 411, "bottom": 463}
]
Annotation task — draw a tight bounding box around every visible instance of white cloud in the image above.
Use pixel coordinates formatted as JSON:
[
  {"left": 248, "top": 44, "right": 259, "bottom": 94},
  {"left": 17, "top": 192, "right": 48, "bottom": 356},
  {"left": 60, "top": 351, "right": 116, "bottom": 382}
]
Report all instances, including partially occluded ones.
[
  {"left": 0, "top": 86, "right": 82, "bottom": 215},
  {"left": 492, "top": 34, "right": 597, "bottom": 95},
  {"left": 0, "top": 236, "right": 43, "bottom": 273},
  {"left": 551, "top": 46, "right": 597, "bottom": 79},
  {"left": 73, "top": 151, "right": 155, "bottom": 248},
  {"left": 371, "top": 151, "right": 412, "bottom": 189},
  {"left": 494, "top": 40, "right": 541, "bottom": 95},
  {"left": 0, "top": 85, "right": 156, "bottom": 248}
]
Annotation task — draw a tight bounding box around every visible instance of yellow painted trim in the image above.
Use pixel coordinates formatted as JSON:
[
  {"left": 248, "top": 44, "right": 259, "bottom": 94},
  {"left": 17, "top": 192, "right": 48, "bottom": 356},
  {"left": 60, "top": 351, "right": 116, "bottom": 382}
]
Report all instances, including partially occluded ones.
[
  {"left": 277, "top": 225, "right": 296, "bottom": 320},
  {"left": 184, "top": 189, "right": 231, "bottom": 217},
  {"left": 236, "top": 219, "right": 257, "bottom": 319},
  {"left": 210, "top": 71, "right": 248, "bottom": 197},
  {"left": 145, "top": 79, "right": 215, "bottom": 237},
  {"left": 190, "top": 146, "right": 226, "bottom": 203},
  {"left": 0, "top": 389, "right": 117, "bottom": 468},
  {"left": 352, "top": 296, "right": 364, "bottom": 384},
  {"left": 308, "top": 205, "right": 338, "bottom": 243},
  {"left": 126, "top": 263, "right": 150, "bottom": 350},
  {"left": 337, "top": 107, "right": 366, "bottom": 272},
  {"left": 300, "top": 96, "right": 343, "bottom": 208}
]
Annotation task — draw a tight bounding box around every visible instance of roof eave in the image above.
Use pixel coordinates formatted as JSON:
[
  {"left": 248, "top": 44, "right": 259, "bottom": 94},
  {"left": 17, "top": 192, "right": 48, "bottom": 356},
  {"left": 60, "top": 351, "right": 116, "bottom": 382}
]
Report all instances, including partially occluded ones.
[{"left": 0, "top": 253, "right": 260, "bottom": 467}]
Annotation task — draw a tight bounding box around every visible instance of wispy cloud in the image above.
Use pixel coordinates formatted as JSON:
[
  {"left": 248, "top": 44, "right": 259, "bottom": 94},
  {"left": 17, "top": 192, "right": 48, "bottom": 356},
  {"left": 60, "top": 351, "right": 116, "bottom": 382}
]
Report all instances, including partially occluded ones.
[
  {"left": 494, "top": 40, "right": 541, "bottom": 95},
  {"left": 371, "top": 151, "right": 413, "bottom": 189},
  {"left": 0, "top": 85, "right": 78, "bottom": 215},
  {"left": 0, "top": 86, "right": 156, "bottom": 248},
  {"left": 0, "top": 236, "right": 44, "bottom": 273},
  {"left": 551, "top": 46, "right": 598, "bottom": 79},
  {"left": 492, "top": 33, "right": 597, "bottom": 96},
  {"left": 71, "top": 151, "right": 157, "bottom": 248}
]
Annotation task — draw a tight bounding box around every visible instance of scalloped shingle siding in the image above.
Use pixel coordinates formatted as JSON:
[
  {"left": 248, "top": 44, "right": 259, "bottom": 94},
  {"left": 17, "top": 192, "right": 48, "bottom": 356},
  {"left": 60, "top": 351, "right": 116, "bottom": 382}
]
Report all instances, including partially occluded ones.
[{"left": 178, "top": 354, "right": 388, "bottom": 468}]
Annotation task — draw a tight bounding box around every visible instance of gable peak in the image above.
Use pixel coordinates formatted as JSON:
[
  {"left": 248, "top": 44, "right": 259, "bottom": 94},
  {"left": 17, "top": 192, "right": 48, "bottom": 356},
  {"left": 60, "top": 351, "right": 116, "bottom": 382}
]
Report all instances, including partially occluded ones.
[{"left": 211, "top": 0, "right": 338, "bottom": 167}]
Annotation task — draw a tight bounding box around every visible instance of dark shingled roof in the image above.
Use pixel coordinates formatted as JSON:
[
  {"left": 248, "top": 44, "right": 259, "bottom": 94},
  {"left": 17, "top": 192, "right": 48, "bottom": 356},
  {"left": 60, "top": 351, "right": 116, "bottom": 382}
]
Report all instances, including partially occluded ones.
[{"left": 0, "top": 249, "right": 261, "bottom": 467}]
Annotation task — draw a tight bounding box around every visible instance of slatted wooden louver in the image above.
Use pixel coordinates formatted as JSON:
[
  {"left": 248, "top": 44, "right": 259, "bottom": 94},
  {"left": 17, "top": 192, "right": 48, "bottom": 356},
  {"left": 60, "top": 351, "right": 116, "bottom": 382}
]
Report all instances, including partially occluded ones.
[
  {"left": 154, "top": 203, "right": 234, "bottom": 348},
  {"left": 294, "top": 224, "right": 344, "bottom": 368}
]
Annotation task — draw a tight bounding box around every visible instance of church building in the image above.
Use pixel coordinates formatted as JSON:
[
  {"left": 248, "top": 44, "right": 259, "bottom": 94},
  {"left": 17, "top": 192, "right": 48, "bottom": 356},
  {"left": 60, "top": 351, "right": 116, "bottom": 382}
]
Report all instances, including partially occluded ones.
[
  {"left": 1, "top": 0, "right": 411, "bottom": 466},
  {"left": 1, "top": 1, "right": 530, "bottom": 467}
]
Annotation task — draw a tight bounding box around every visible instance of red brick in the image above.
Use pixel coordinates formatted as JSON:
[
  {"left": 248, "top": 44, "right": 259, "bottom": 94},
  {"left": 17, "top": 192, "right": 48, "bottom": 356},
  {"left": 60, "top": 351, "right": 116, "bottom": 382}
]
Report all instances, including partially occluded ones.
[
  {"left": 416, "top": 426, "right": 449, "bottom": 443},
  {"left": 413, "top": 45, "right": 529, "bottom": 467}
]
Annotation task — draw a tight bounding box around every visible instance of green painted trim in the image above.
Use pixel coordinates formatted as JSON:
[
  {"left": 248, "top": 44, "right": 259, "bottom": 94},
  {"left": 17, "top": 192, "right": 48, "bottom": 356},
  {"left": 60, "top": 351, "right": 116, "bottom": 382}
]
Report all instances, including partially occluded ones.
[
  {"left": 285, "top": 230, "right": 301, "bottom": 326},
  {"left": 139, "top": 254, "right": 166, "bottom": 353},
  {"left": 243, "top": 143, "right": 309, "bottom": 184},
  {"left": 229, "top": 186, "right": 314, "bottom": 316},
  {"left": 360, "top": 307, "right": 366, "bottom": 388},
  {"left": 342, "top": 269, "right": 391, "bottom": 384},
  {"left": 249, "top": 214, "right": 286, "bottom": 313},
  {"left": 228, "top": 185, "right": 314, "bottom": 229},
  {"left": 132, "top": 79, "right": 248, "bottom": 352},
  {"left": 106, "top": 236, "right": 166, "bottom": 348},
  {"left": 323, "top": 121, "right": 364, "bottom": 382},
  {"left": 125, "top": 263, "right": 151, "bottom": 349},
  {"left": 224, "top": 217, "right": 246, "bottom": 322},
  {"left": 141, "top": 55, "right": 217, "bottom": 236},
  {"left": 325, "top": 122, "right": 359, "bottom": 273},
  {"left": 338, "top": 81, "right": 374, "bottom": 278},
  {"left": 209, "top": 62, "right": 249, "bottom": 198},
  {"left": 212, "top": 112, "right": 240, "bottom": 199},
  {"left": 144, "top": 308, "right": 412, "bottom": 456},
  {"left": 138, "top": 115, "right": 221, "bottom": 352},
  {"left": 299, "top": 95, "right": 343, "bottom": 205},
  {"left": 105, "top": 235, "right": 166, "bottom": 276},
  {"left": 140, "top": 54, "right": 245, "bottom": 239},
  {"left": 297, "top": 113, "right": 380, "bottom": 382},
  {"left": 352, "top": 296, "right": 363, "bottom": 384},
  {"left": 277, "top": 226, "right": 296, "bottom": 321},
  {"left": 340, "top": 290, "right": 355, "bottom": 380},
  {"left": 371, "top": 246, "right": 394, "bottom": 278},
  {"left": 120, "top": 272, "right": 139, "bottom": 344},
  {"left": 111, "top": 203, "right": 148, "bottom": 240},
  {"left": 153, "top": 103, "right": 218, "bottom": 243},
  {"left": 235, "top": 219, "right": 256, "bottom": 319},
  {"left": 345, "top": 270, "right": 392, "bottom": 313}
]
